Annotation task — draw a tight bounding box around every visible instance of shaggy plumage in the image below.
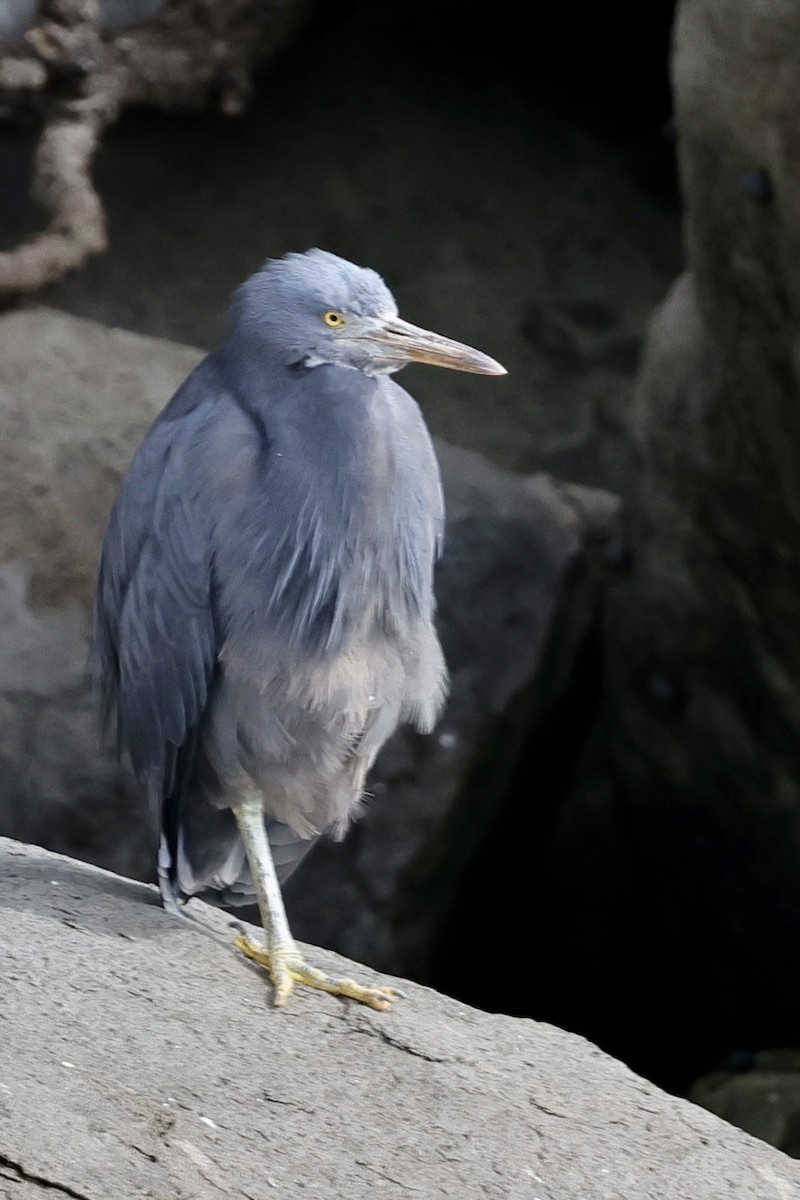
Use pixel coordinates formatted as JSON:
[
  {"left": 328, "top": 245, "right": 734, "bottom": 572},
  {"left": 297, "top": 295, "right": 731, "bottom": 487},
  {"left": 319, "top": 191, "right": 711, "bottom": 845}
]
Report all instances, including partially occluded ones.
[{"left": 93, "top": 249, "right": 505, "bottom": 1008}]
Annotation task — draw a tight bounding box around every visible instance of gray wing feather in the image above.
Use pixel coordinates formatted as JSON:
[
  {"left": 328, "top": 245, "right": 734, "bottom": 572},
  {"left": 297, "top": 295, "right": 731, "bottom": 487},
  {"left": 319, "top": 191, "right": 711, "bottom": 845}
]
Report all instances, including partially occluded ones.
[{"left": 92, "top": 398, "right": 218, "bottom": 796}]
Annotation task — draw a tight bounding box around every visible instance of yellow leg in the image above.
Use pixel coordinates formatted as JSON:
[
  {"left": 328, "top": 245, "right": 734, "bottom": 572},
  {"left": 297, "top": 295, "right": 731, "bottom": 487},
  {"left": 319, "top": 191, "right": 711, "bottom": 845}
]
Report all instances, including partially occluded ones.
[{"left": 232, "top": 796, "right": 402, "bottom": 1011}]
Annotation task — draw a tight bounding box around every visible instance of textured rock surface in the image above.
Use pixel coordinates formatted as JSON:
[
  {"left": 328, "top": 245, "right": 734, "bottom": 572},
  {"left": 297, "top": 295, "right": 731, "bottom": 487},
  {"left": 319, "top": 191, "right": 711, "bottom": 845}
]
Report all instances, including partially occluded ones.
[
  {"left": 0, "top": 306, "right": 616, "bottom": 978},
  {"left": 2, "top": 836, "right": 799, "bottom": 1200}
]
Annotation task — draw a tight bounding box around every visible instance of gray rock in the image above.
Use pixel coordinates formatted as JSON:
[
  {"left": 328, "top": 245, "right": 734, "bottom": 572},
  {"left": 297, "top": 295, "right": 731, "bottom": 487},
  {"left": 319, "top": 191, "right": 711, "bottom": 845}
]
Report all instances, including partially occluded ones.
[
  {"left": 0, "top": 0, "right": 166, "bottom": 46},
  {"left": 99, "top": 0, "right": 166, "bottom": 29},
  {"left": 0, "top": 1, "right": 37, "bottom": 47},
  {"left": 689, "top": 1051, "right": 800, "bottom": 1160},
  {"left": 2, "top": 836, "right": 798, "bottom": 1200}
]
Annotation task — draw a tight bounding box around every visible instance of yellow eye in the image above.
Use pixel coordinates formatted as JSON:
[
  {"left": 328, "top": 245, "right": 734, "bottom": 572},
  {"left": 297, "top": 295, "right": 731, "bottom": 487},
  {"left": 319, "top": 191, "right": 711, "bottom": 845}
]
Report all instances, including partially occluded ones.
[{"left": 322, "top": 310, "right": 345, "bottom": 328}]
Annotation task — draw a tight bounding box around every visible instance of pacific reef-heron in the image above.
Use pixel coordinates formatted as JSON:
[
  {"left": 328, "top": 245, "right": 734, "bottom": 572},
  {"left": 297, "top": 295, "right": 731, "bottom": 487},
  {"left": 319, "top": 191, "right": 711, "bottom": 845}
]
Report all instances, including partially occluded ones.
[{"left": 92, "top": 249, "right": 506, "bottom": 1009}]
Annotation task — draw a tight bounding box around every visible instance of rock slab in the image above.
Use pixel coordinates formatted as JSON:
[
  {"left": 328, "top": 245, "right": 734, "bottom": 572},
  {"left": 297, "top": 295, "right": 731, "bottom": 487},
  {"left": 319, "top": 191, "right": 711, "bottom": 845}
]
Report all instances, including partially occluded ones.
[{"left": 1, "top": 837, "right": 798, "bottom": 1200}]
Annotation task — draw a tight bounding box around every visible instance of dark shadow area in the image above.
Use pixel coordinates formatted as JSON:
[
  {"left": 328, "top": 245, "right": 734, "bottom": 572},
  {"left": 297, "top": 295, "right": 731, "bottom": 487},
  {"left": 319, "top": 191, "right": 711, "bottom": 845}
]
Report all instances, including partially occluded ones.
[
  {"left": 0, "top": 124, "right": 42, "bottom": 250},
  {"left": 427, "top": 567, "right": 800, "bottom": 1106},
  {"left": 426, "top": 600, "right": 606, "bottom": 1011}
]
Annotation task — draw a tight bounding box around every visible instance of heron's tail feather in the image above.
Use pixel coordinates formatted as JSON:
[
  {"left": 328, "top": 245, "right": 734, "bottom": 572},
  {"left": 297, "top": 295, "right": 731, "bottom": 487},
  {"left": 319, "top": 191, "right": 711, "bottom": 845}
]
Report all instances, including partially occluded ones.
[{"left": 158, "top": 740, "right": 316, "bottom": 910}]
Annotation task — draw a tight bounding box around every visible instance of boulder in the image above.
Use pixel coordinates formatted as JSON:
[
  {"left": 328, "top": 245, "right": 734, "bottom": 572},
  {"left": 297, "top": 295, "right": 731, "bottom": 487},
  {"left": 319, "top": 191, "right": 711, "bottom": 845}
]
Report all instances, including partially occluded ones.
[{"left": 2, "top": 836, "right": 798, "bottom": 1200}]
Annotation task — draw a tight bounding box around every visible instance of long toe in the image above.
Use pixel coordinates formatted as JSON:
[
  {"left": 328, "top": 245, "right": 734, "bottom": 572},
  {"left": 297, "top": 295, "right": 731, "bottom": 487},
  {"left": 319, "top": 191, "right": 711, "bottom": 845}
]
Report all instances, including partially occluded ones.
[{"left": 233, "top": 933, "right": 402, "bottom": 1011}]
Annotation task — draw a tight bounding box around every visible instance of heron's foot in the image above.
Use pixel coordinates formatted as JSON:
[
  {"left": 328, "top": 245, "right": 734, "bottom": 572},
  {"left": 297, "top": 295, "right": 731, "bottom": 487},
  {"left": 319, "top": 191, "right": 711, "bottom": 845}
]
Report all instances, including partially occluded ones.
[{"left": 233, "top": 933, "right": 402, "bottom": 1011}]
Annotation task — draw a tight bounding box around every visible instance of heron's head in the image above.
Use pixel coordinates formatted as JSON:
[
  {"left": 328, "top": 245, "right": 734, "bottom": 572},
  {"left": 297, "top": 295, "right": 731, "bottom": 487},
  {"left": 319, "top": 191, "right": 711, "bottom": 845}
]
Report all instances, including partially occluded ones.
[{"left": 232, "top": 248, "right": 506, "bottom": 378}]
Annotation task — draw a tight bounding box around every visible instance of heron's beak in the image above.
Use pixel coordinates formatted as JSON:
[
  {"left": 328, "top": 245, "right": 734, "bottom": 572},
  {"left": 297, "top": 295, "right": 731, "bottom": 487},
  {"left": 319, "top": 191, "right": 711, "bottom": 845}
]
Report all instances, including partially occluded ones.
[{"left": 364, "top": 316, "right": 507, "bottom": 376}]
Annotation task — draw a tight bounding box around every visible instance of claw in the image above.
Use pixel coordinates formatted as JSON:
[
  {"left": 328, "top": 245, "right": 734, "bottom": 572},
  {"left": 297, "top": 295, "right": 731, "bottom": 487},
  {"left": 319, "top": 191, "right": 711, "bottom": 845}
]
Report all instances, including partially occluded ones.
[
  {"left": 233, "top": 933, "right": 401, "bottom": 1011},
  {"left": 231, "top": 798, "right": 403, "bottom": 1011}
]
